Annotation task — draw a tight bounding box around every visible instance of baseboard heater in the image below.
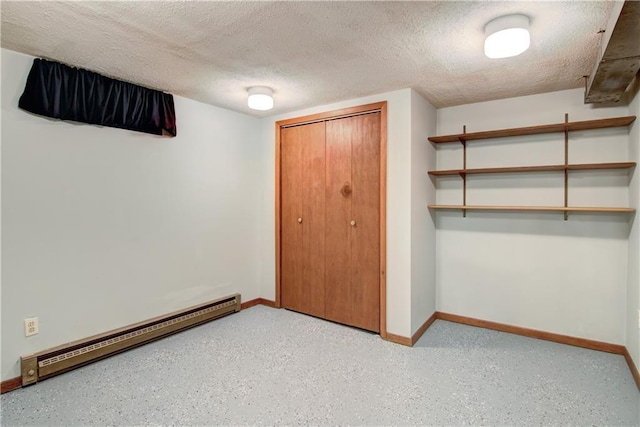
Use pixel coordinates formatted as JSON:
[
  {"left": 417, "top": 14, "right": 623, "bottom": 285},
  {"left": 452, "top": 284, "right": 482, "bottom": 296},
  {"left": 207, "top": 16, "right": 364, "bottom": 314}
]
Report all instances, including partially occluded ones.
[{"left": 21, "top": 294, "right": 241, "bottom": 386}]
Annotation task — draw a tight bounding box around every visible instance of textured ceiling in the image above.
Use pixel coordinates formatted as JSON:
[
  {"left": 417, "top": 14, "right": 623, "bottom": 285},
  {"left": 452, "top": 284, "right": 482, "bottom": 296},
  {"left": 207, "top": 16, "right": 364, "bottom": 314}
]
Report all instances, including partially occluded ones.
[{"left": 0, "top": 1, "right": 615, "bottom": 117}]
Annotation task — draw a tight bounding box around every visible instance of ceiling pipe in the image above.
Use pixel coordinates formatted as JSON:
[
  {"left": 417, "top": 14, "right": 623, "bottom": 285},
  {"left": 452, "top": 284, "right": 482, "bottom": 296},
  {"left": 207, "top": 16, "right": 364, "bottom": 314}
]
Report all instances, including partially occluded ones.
[{"left": 584, "top": 0, "right": 640, "bottom": 104}]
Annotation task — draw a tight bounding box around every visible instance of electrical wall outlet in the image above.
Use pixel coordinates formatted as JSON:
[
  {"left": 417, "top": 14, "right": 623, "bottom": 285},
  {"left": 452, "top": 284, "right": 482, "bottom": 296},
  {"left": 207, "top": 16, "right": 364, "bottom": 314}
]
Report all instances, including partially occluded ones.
[{"left": 25, "top": 317, "right": 38, "bottom": 337}]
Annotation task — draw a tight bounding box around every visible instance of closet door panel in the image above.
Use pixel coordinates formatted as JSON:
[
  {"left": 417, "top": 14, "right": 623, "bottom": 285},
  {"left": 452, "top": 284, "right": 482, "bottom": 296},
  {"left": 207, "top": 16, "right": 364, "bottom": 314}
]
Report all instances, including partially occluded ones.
[
  {"left": 301, "top": 122, "right": 326, "bottom": 318},
  {"left": 324, "top": 118, "right": 353, "bottom": 325},
  {"left": 280, "top": 107, "right": 382, "bottom": 333},
  {"left": 280, "top": 126, "right": 305, "bottom": 313},
  {"left": 350, "top": 113, "right": 381, "bottom": 332}
]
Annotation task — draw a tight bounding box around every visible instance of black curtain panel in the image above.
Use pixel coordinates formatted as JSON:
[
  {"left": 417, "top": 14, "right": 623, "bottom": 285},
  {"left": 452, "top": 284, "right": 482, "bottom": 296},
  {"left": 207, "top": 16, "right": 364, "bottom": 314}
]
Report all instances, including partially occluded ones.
[{"left": 18, "top": 58, "right": 176, "bottom": 137}]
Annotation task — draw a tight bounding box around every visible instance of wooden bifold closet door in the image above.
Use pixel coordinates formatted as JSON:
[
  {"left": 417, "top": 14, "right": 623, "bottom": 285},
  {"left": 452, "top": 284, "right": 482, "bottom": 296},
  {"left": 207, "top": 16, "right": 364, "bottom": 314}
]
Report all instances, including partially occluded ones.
[
  {"left": 280, "top": 111, "right": 381, "bottom": 333},
  {"left": 281, "top": 122, "right": 326, "bottom": 319}
]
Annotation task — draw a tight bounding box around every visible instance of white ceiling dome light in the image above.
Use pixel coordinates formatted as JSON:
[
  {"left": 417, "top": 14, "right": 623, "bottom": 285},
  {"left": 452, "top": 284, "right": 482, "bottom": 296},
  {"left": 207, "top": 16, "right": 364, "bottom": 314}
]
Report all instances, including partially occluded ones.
[
  {"left": 247, "top": 86, "right": 274, "bottom": 111},
  {"left": 484, "top": 14, "right": 531, "bottom": 59}
]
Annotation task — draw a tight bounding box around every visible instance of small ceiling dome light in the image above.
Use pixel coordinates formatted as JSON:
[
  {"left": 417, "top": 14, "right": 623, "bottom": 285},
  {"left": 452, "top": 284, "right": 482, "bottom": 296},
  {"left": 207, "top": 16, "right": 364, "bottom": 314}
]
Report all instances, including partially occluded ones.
[
  {"left": 247, "top": 86, "right": 274, "bottom": 111},
  {"left": 484, "top": 14, "right": 530, "bottom": 59}
]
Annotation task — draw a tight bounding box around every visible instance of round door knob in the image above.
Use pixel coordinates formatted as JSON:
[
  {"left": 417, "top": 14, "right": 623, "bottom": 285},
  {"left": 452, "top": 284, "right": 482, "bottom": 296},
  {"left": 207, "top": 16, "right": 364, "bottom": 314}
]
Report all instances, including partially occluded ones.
[
  {"left": 27, "top": 369, "right": 35, "bottom": 377},
  {"left": 350, "top": 220, "right": 356, "bottom": 226},
  {"left": 297, "top": 217, "right": 303, "bottom": 223}
]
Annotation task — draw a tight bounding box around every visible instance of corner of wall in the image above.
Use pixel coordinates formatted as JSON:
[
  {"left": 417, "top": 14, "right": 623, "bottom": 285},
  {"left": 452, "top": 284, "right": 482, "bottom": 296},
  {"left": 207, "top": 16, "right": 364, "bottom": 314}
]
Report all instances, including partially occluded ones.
[
  {"left": 409, "top": 89, "right": 438, "bottom": 336},
  {"left": 626, "top": 75, "right": 640, "bottom": 369},
  {"left": 257, "top": 116, "right": 277, "bottom": 302}
]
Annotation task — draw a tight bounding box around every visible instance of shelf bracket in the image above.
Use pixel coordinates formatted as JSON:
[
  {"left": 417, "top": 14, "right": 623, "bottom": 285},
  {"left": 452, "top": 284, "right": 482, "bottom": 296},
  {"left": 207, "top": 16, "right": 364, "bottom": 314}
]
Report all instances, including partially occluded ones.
[
  {"left": 461, "top": 130, "right": 467, "bottom": 218},
  {"left": 564, "top": 113, "right": 569, "bottom": 220}
]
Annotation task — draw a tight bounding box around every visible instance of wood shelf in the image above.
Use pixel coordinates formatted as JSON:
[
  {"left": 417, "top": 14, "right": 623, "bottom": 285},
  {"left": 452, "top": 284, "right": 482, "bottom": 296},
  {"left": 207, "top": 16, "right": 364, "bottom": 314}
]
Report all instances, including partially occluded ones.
[
  {"left": 567, "top": 162, "right": 636, "bottom": 171},
  {"left": 429, "top": 162, "right": 636, "bottom": 176},
  {"left": 428, "top": 205, "right": 636, "bottom": 213},
  {"left": 428, "top": 114, "right": 637, "bottom": 219},
  {"left": 428, "top": 116, "right": 636, "bottom": 144}
]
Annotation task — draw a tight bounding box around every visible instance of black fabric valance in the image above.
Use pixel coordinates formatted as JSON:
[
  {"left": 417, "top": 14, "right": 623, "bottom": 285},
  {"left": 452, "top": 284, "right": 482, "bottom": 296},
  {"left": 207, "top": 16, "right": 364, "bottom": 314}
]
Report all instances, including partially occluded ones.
[{"left": 18, "top": 58, "right": 176, "bottom": 137}]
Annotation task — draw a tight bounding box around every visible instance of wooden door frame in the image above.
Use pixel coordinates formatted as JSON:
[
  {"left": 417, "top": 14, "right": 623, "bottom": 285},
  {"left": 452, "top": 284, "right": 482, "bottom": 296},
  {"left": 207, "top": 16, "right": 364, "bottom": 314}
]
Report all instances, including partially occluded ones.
[{"left": 274, "top": 101, "right": 388, "bottom": 338}]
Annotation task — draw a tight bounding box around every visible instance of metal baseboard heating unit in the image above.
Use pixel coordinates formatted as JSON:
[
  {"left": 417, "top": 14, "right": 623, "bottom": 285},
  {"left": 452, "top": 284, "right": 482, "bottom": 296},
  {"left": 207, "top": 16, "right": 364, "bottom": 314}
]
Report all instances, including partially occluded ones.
[{"left": 21, "top": 294, "right": 241, "bottom": 386}]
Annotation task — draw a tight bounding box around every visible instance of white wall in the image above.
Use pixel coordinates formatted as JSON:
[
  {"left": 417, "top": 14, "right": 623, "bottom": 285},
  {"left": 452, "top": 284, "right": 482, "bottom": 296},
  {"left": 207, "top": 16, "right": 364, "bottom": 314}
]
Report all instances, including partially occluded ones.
[
  {"left": 1, "top": 49, "right": 263, "bottom": 381},
  {"left": 258, "top": 89, "right": 416, "bottom": 337},
  {"left": 410, "top": 90, "right": 437, "bottom": 335},
  {"left": 436, "top": 88, "right": 631, "bottom": 344},
  {"left": 627, "top": 79, "right": 640, "bottom": 370}
]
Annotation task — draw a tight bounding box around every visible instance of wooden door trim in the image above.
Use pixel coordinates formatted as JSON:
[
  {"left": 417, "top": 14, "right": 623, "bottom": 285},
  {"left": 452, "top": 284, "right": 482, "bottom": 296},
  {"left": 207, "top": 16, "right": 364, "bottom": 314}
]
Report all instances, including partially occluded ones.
[
  {"left": 378, "top": 103, "right": 387, "bottom": 339},
  {"left": 276, "top": 102, "right": 386, "bottom": 128},
  {"left": 275, "top": 101, "right": 388, "bottom": 337}
]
